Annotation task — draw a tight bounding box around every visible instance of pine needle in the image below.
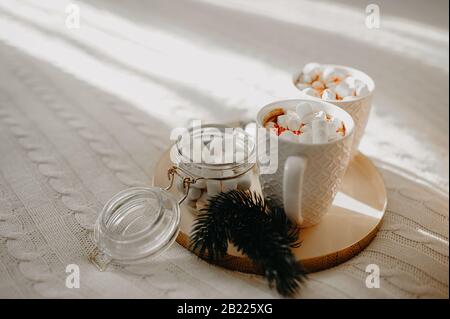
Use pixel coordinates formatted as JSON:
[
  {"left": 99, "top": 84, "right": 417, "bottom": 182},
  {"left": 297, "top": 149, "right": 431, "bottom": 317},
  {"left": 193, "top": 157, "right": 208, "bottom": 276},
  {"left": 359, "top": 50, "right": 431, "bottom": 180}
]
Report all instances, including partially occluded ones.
[{"left": 190, "top": 190, "right": 307, "bottom": 296}]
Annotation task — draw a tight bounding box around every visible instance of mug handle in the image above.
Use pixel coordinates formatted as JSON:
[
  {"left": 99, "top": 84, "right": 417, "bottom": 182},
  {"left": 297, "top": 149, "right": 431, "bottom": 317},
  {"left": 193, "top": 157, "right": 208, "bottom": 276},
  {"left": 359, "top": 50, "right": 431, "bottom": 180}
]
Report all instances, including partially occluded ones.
[{"left": 283, "top": 156, "right": 308, "bottom": 224}]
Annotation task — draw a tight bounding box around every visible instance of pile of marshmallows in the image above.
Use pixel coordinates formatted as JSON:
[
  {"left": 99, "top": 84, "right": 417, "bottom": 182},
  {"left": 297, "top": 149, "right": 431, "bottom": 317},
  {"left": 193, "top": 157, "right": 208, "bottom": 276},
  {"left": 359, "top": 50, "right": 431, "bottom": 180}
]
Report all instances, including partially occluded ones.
[
  {"left": 265, "top": 102, "right": 346, "bottom": 144},
  {"left": 295, "top": 63, "right": 369, "bottom": 101},
  {"left": 176, "top": 135, "right": 253, "bottom": 209},
  {"left": 177, "top": 171, "right": 252, "bottom": 210}
]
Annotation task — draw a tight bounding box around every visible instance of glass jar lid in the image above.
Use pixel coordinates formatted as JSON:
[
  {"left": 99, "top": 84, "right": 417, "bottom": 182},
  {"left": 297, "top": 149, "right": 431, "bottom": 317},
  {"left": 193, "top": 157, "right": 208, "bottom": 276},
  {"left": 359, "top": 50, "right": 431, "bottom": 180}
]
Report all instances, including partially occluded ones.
[{"left": 90, "top": 187, "right": 180, "bottom": 270}]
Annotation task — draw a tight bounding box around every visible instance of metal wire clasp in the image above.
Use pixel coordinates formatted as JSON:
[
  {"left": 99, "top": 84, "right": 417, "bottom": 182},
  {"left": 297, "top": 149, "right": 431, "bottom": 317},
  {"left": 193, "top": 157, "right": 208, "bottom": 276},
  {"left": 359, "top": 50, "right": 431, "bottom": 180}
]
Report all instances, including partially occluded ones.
[
  {"left": 88, "top": 247, "right": 112, "bottom": 272},
  {"left": 165, "top": 166, "right": 204, "bottom": 205}
]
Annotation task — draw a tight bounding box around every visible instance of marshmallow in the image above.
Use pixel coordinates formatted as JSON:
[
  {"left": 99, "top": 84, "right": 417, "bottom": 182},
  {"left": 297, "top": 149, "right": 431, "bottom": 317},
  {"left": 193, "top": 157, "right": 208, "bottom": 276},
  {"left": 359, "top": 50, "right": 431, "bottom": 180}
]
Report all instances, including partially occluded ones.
[
  {"left": 277, "top": 114, "right": 289, "bottom": 128},
  {"left": 322, "top": 67, "right": 346, "bottom": 84},
  {"left": 343, "top": 77, "right": 369, "bottom": 97},
  {"left": 344, "top": 76, "right": 354, "bottom": 87},
  {"left": 314, "top": 110, "right": 327, "bottom": 121},
  {"left": 296, "top": 102, "right": 314, "bottom": 120},
  {"left": 356, "top": 83, "right": 370, "bottom": 96},
  {"left": 342, "top": 95, "right": 357, "bottom": 101},
  {"left": 300, "top": 123, "right": 311, "bottom": 133},
  {"left": 295, "top": 83, "right": 311, "bottom": 91},
  {"left": 297, "top": 63, "right": 371, "bottom": 102},
  {"left": 311, "top": 80, "right": 325, "bottom": 90},
  {"left": 321, "top": 88, "right": 336, "bottom": 100},
  {"left": 237, "top": 172, "right": 252, "bottom": 190},
  {"left": 334, "top": 82, "right": 352, "bottom": 99},
  {"left": 353, "top": 78, "right": 366, "bottom": 88},
  {"left": 286, "top": 110, "right": 298, "bottom": 117},
  {"left": 300, "top": 110, "right": 326, "bottom": 125},
  {"left": 321, "top": 67, "right": 336, "bottom": 80},
  {"left": 272, "top": 105, "right": 347, "bottom": 144},
  {"left": 287, "top": 114, "right": 301, "bottom": 131},
  {"left": 187, "top": 187, "right": 202, "bottom": 201},
  {"left": 298, "top": 131, "right": 312, "bottom": 143},
  {"left": 301, "top": 111, "right": 317, "bottom": 124},
  {"left": 302, "top": 62, "right": 322, "bottom": 78},
  {"left": 280, "top": 130, "right": 299, "bottom": 143},
  {"left": 299, "top": 73, "right": 313, "bottom": 84},
  {"left": 301, "top": 87, "right": 320, "bottom": 98},
  {"left": 327, "top": 117, "right": 340, "bottom": 135},
  {"left": 355, "top": 79, "right": 366, "bottom": 87},
  {"left": 325, "top": 81, "right": 338, "bottom": 90},
  {"left": 312, "top": 119, "right": 328, "bottom": 143}
]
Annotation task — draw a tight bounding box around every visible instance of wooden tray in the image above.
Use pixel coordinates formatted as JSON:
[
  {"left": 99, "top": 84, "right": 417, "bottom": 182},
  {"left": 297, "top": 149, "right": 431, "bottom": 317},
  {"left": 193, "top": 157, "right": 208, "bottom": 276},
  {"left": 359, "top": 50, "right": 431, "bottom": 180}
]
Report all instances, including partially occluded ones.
[{"left": 153, "top": 150, "right": 387, "bottom": 273}]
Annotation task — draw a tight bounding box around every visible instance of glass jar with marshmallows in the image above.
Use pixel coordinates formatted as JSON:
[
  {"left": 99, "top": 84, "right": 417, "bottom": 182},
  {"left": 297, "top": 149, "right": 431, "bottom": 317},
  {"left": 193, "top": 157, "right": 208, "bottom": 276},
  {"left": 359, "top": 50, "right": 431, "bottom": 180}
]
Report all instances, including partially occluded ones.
[{"left": 171, "top": 124, "right": 258, "bottom": 213}]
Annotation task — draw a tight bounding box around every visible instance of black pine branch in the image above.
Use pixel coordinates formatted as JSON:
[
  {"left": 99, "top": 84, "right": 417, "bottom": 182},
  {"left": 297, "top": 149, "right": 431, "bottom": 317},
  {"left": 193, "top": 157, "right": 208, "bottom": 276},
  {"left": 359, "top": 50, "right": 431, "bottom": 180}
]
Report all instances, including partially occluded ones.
[{"left": 190, "top": 190, "right": 307, "bottom": 296}]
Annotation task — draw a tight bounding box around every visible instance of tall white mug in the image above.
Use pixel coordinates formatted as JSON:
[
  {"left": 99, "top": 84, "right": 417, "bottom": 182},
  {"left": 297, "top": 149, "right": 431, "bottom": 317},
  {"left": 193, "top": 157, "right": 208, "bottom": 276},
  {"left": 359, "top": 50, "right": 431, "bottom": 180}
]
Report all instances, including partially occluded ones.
[
  {"left": 293, "top": 64, "right": 375, "bottom": 157},
  {"left": 256, "top": 99, "right": 354, "bottom": 227}
]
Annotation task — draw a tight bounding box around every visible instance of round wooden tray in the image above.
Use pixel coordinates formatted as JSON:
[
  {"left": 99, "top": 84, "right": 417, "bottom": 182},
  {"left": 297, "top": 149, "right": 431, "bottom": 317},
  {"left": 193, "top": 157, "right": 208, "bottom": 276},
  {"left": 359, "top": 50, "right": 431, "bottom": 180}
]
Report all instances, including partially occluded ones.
[{"left": 153, "top": 150, "right": 387, "bottom": 274}]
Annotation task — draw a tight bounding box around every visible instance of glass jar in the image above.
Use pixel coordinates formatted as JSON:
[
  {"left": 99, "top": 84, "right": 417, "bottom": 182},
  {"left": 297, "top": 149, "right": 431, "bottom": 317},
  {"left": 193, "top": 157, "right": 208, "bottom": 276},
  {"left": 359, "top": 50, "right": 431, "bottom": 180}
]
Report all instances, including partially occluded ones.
[
  {"left": 171, "top": 124, "right": 258, "bottom": 213},
  {"left": 90, "top": 124, "right": 257, "bottom": 271}
]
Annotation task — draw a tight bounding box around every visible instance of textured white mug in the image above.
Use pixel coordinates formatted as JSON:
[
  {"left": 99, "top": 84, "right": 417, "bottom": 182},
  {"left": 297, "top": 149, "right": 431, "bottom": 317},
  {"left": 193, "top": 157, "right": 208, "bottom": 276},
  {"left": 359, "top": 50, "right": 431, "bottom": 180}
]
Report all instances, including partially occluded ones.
[
  {"left": 293, "top": 64, "right": 375, "bottom": 157},
  {"left": 256, "top": 99, "right": 354, "bottom": 227}
]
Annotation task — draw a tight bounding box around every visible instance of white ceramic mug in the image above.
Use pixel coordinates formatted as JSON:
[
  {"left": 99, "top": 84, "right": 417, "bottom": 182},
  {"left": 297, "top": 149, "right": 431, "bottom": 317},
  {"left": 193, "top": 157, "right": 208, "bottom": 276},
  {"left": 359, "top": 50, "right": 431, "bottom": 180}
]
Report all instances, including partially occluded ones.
[
  {"left": 256, "top": 99, "right": 354, "bottom": 227},
  {"left": 293, "top": 64, "right": 375, "bottom": 157}
]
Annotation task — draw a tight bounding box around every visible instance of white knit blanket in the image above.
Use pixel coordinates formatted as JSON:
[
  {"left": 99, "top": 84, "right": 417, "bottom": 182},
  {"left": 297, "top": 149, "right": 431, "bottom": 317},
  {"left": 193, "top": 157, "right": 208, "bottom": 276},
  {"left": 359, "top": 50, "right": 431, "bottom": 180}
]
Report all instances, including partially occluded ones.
[{"left": 0, "top": 0, "right": 448, "bottom": 298}]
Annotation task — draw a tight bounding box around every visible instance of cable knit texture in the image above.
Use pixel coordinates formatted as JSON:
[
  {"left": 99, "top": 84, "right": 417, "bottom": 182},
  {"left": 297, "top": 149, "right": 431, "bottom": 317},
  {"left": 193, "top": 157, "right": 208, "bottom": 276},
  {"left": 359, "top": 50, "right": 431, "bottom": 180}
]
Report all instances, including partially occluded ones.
[{"left": 0, "top": 0, "right": 448, "bottom": 298}]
